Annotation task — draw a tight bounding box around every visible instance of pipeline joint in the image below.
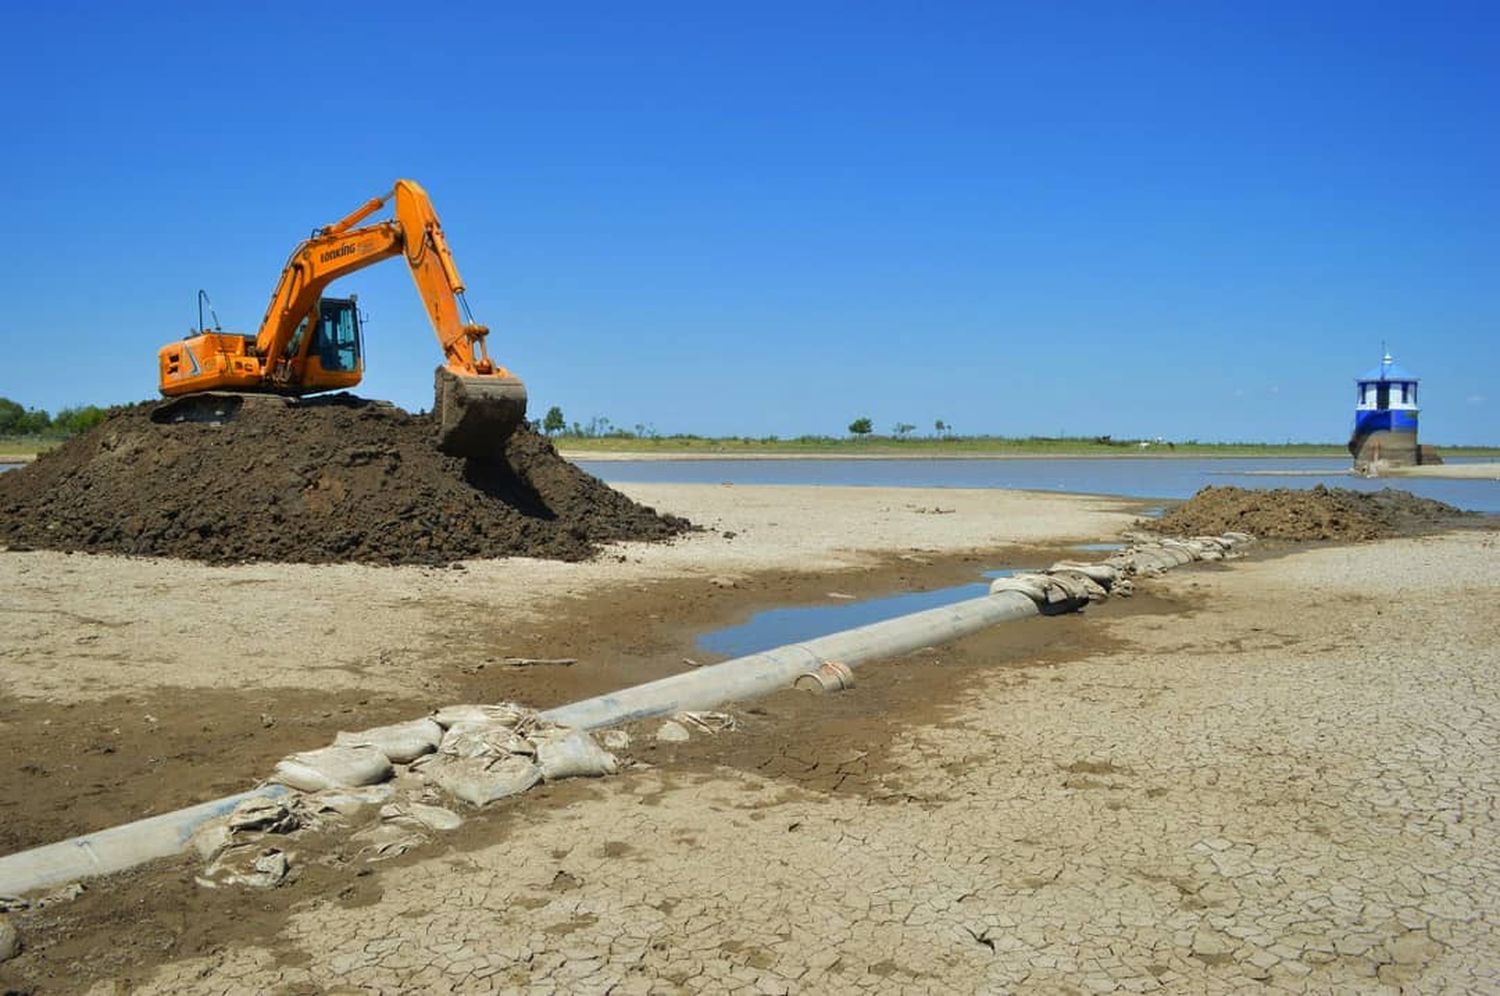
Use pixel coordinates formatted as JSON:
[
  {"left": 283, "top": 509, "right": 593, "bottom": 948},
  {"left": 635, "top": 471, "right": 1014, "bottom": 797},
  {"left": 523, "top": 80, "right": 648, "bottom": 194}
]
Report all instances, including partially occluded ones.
[{"left": 794, "top": 660, "right": 855, "bottom": 693}]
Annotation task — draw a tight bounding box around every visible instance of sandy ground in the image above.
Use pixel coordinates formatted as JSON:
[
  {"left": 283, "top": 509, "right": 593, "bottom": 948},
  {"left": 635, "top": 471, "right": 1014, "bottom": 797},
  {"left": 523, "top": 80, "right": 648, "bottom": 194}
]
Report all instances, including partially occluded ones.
[
  {"left": 0, "top": 484, "right": 1130, "bottom": 702},
  {"left": 0, "top": 484, "right": 1131, "bottom": 854},
  {"left": 1373, "top": 462, "right": 1500, "bottom": 480},
  {"left": 1, "top": 485, "right": 1496, "bottom": 994}
]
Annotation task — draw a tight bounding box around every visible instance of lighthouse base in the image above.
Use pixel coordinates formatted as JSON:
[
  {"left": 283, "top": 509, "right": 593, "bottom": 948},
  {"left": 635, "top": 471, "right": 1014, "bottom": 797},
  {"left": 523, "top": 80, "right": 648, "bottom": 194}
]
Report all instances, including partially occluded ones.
[{"left": 1349, "top": 429, "right": 1420, "bottom": 472}]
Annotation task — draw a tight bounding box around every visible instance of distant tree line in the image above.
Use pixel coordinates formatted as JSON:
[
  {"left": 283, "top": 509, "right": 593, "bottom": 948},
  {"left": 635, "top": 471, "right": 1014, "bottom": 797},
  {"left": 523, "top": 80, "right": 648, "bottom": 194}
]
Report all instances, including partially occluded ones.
[
  {"left": 538, "top": 406, "right": 973, "bottom": 442},
  {"left": 0, "top": 397, "right": 110, "bottom": 437},
  {"left": 536, "top": 406, "right": 662, "bottom": 439},
  {"left": 848, "top": 417, "right": 957, "bottom": 439},
  {"left": 531, "top": 406, "right": 1242, "bottom": 449}
]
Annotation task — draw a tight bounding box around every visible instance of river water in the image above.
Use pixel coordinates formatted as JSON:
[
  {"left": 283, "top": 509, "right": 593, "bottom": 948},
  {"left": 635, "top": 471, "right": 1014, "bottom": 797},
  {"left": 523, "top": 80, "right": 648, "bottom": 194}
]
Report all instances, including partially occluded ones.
[
  {"left": 578, "top": 456, "right": 1500, "bottom": 514},
  {"left": 5, "top": 458, "right": 1496, "bottom": 512}
]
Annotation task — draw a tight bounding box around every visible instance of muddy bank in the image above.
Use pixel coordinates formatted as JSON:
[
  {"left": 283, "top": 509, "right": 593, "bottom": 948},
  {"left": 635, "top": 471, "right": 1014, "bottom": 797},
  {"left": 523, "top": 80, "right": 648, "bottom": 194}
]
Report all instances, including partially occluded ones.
[
  {"left": 1146, "top": 484, "right": 1473, "bottom": 541},
  {"left": 0, "top": 396, "right": 690, "bottom": 565},
  {"left": 9, "top": 535, "right": 1495, "bottom": 995},
  {"left": 0, "top": 563, "right": 1175, "bottom": 995},
  {"left": 0, "top": 543, "right": 1082, "bottom": 855}
]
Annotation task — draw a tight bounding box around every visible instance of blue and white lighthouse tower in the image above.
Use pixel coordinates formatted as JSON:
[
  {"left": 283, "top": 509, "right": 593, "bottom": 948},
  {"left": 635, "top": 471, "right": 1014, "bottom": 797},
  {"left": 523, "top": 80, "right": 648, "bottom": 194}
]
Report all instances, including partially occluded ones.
[{"left": 1348, "top": 352, "right": 1421, "bottom": 469}]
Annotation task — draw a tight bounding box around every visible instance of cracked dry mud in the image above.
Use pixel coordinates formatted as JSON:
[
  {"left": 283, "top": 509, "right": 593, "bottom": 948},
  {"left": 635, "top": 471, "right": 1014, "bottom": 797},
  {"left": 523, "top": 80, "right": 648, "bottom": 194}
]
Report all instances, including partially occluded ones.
[{"left": 69, "top": 530, "right": 1499, "bottom": 995}]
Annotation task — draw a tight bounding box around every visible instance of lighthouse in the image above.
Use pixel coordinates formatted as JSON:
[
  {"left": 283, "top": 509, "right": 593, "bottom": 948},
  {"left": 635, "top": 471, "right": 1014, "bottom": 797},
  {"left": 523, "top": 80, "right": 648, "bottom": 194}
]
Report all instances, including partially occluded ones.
[{"left": 1348, "top": 352, "right": 1429, "bottom": 470}]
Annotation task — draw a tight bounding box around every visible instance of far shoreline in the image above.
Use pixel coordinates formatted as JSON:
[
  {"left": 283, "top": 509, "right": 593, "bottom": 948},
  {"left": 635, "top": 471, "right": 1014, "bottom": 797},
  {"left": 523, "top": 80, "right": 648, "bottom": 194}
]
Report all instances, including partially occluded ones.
[
  {"left": 561, "top": 449, "right": 1343, "bottom": 462},
  {"left": 560, "top": 450, "right": 1500, "bottom": 480},
  {"left": 7, "top": 447, "right": 1497, "bottom": 483}
]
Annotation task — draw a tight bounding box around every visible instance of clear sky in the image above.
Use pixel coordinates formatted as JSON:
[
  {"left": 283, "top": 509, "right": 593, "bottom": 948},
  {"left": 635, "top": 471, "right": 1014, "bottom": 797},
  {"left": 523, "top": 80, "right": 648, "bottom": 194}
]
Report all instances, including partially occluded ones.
[{"left": 1, "top": 1, "right": 1495, "bottom": 443}]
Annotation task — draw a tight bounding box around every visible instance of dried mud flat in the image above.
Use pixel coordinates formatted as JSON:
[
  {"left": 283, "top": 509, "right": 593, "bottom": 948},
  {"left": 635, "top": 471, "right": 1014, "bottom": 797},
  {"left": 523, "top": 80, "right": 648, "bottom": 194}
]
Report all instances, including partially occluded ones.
[
  {"left": 0, "top": 396, "right": 689, "bottom": 564},
  {"left": 0, "top": 484, "right": 1138, "bottom": 852},
  {"left": 1, "top": 478, "right": 1496, "bottom": 994},
  {"left": 3, "top": 530, "right": 1495, "bottom": 995}
]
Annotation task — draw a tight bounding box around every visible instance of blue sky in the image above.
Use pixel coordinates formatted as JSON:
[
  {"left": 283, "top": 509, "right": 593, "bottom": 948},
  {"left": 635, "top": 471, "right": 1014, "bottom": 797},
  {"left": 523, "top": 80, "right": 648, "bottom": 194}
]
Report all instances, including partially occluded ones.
[{"left": 1, "top": 1, "right": 1495, "bottom": 443}]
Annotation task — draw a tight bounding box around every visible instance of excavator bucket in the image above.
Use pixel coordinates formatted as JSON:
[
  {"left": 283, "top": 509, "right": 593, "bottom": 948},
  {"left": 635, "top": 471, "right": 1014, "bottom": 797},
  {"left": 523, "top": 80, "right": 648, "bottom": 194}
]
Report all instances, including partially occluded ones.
[{"left": 433, "top": 366, "right": 528, "bottom": 461}]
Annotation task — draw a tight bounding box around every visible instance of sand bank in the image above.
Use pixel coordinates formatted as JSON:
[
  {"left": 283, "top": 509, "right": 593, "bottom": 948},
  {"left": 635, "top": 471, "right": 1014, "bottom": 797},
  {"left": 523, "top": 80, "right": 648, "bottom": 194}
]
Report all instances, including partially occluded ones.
[
  {"left": 86, "top": 533, "right": 1500, "bottom": 994},
  {"left": 3, "top": 486, "right": 1495, "bottom": 994},
  {"left": 1371, "top": 461, "right": 1500, "bottom": 480},
  {"left": 0, "top": 484, "right": 1133, "bottom": 703}
]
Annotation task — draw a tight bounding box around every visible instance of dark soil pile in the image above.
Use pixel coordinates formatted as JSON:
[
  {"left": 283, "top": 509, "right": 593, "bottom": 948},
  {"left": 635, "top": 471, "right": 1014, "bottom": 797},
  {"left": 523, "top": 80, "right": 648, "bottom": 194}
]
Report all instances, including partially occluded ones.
[
  {"left": 1145, "top": 484, "right": 1471, "bottom": 541},
  {"left": 0, "top": 396, "right": 691, "bottom": 564}
]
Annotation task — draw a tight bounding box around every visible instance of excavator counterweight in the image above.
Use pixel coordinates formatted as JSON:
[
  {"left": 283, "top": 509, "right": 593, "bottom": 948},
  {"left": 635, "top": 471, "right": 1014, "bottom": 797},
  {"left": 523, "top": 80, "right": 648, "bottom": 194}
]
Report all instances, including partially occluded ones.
[{"left": 156, "top": 180, "right": 526, "bottom": 460}]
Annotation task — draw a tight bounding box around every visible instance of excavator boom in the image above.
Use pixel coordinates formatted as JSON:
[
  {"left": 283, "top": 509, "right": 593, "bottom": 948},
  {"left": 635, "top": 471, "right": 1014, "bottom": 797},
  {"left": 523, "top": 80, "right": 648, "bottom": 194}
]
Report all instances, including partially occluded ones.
[{"left": 157, "top": 180, "right": 526, "bottom": 460}]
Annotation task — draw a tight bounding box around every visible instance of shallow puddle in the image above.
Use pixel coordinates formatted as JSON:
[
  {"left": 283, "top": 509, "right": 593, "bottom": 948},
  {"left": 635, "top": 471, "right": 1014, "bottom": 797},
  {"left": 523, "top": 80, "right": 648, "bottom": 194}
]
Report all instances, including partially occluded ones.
[{"left": 698, "top": 568, "right": 1022, "bottom": 659}]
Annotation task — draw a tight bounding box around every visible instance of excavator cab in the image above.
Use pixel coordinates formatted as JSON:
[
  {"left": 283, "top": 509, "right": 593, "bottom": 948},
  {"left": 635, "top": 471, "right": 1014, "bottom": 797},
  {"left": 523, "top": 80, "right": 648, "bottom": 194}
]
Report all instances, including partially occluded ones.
[
  {"left": 310, "top": 296, "right": 363, "bottom": 378},
  {"left": 283, "top": 296, "right": 363, "bottom": 387}
]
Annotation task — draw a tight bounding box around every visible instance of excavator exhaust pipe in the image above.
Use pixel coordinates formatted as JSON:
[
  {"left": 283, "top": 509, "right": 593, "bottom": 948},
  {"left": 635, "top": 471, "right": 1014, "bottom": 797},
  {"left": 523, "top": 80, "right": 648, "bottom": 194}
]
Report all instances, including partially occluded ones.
[{"left": 433, "top": 366, "right": 528, "bottom": 461}]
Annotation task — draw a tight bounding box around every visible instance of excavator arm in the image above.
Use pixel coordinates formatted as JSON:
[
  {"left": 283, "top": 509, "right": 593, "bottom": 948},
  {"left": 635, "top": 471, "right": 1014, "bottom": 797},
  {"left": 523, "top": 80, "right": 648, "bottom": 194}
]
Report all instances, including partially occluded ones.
[
  {"left": 253, "top": 218, "right": 403, "bottom": 386},
  {"left": 158, "top": 180, "right": 527, "bottom": 459}
]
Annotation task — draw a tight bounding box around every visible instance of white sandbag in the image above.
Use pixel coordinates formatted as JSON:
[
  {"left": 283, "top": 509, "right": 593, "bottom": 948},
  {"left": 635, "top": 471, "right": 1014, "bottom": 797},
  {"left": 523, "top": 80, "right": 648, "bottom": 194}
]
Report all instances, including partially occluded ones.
[
  {"left": 989, "top": 574, "right": 1052, "bottom": 603},
  {"left": 431, "top": 703, "right": 536, "bottom": 730},
  {"left": 188, "top": 817, "right": 232, "bottom": 861},
  {"left": 439, "top": 721, "right": 535, "bottom": 760},
  {"left": 272, "top": 745, "right": 393, "bottom": 792},
  {"left": 350, "top": 822, "right": 427, "bottom": 862},
  {"left": 227, "top": 797, "right": 302, "bottom": 835},
  {"left": 656, "top": 720, "right": 690, "bottom": 743},
  {"left": 1047, "top": 561, "right": 1120, "bottom": 586},
  {"left": 334, "top": 718, "right": 444, "bottom": 764},
  {"left": 533, "top": 729, "right": 618, "bottom": 780},
  {"left": 0, "top": 918, "right": 18, "bottom": 962},
  {"left": 1046, "top": 570, "right": 1107, "bottom": 602},
  {"left": 379, "top": 801, "right": 464, "bottom": 832},
  {"left": 600, "top": 729, "right": 631, "bottom": 751},
  {"left": 1035, "top": 575, "right": 1075, "bottom": 603},
  {"left": 1123, "top": 550, "right": 1172, "bottom": 574},
  {"left": 1162, "top": 545, "right": 1197, "bottom": 564},
  {"left": 420, "top": 754, "right": 542, "bottom": 807},
  {"left": 198, "top": 845, "right": 290, "bottom": 889},
  {"left": 306, "top": 783, "right": 396, "bottom": 817}
]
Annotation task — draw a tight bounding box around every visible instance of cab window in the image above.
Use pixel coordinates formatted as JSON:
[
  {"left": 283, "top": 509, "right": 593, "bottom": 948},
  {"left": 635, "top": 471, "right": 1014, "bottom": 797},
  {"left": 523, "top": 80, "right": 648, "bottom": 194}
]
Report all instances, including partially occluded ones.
[{"left": 314, "top": 299, "right": 362, "bottom": 373}]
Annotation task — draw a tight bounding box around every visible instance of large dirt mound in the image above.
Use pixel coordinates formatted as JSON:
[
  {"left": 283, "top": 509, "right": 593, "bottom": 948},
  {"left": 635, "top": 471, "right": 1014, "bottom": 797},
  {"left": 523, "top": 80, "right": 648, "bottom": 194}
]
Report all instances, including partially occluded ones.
[
  {"left": 1146, "top": 484, "right": 1471, "bottom": 541},
  {"left": 0, "top": 396, "right": 690, "bottom": 564}
]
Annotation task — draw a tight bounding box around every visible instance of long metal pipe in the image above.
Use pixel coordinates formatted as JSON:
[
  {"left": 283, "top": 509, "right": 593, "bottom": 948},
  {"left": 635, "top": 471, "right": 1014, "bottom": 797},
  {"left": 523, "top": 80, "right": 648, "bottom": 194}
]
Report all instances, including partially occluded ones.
[
  {"left": 0, "top": 786, "right": 288, "bottom": 900},
  {"left": 543, "top": 589, "right": 1039, "bottom": 729},
  {"left": 0, "top": 589, "right": 1043, "bottom": 897}
]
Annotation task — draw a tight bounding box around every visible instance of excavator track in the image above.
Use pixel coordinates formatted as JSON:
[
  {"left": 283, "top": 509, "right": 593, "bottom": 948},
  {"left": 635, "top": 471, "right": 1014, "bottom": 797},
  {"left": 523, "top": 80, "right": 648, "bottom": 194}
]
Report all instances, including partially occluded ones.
[
  {"left": 150, "top": 392, "right": 293, "bottom": 425},
  {"left": 433, "top": 367, "right": 529, "bottom": 462}
]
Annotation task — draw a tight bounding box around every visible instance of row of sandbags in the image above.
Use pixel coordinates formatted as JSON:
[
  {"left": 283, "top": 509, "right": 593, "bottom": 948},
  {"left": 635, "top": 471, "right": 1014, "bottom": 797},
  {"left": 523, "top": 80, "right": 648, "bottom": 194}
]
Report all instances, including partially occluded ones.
[
  {"left": 191, "top": 703, "right": 625, "bottom": 888},
  {"left": 195, "top": 532, "right": 1257, "bottom": 888},
  {"left": 988, "top": 532, "right": 1255, "bottom": 608},
  {"left": 271, "top": 703, "right": 620, "bottom": 805},
  {"left": 1105, "top": 532, "right": 1254, "bottom": 574}
]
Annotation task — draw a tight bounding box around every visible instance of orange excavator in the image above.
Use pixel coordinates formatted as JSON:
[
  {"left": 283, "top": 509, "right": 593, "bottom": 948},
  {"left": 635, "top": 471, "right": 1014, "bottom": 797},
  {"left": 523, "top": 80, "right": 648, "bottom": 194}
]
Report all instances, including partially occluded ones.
[{"left": 156, "top": 179, "right": 527, "bottom": 459}]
